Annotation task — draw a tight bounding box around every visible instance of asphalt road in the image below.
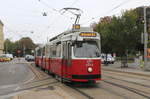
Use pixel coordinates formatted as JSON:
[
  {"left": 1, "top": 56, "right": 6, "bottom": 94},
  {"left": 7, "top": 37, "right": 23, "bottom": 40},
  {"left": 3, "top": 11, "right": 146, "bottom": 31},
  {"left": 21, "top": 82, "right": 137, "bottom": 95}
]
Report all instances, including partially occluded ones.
[{"left": 0, "top": 59, "right": 35, "bottom": 98}]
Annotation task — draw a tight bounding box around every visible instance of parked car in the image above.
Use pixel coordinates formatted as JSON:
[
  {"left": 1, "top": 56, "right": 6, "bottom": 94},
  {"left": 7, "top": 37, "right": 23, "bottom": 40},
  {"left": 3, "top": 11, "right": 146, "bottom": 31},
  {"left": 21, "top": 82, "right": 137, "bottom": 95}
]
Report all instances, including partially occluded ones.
[
  {"left": 0, "top": 55, "right": 5, "bottom": 62},
  {"left": 6, "top": 54, "right": 13, "bottom": 60},
  {"left": 0, "top": 54, "right": 11, "bottom": 62},
  {"left": 101, "top": 54, "right": 115, "bottom": 64},
  {"left": 25, "top": 55, "right": 35, "bottom": 61}
]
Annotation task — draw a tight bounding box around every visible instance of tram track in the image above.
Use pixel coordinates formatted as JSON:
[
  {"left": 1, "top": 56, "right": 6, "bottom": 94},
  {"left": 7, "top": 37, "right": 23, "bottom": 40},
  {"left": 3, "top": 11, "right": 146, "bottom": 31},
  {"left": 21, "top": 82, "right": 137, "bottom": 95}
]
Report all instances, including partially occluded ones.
[
  {"left": 0, "top": 80, "right": 59, "bottom": 96},
  {"left": 102, "top": 68, "right": 150, "bottom": 98},
  {"left": 65, "top": 83, "right": 94, "bottom": 99},
  {"left": 64, "top": 82, "right": 131, "bottom": 99},
  {"left": 29, "top": 64, "right": 95, "bottom": 99},
  {"left": 103, "top": 80, "right": 150, "bottom": 99},
  {"left": 104, "top": 75, "right": 150, "bottom": 88},
  {"left": 27, "top": 63, "right": 150, "bottom": 99},
  {"left": 103, "top": 70, "right": 150, "bottom": 82},
  {"left": 20, "top": 79, "right": 59, "bottom": 91},
  {"left": 28, "top": 63, "right": 49, "bottom": 81},
  {"left": 71, "top": 87, "right": 94, "bottom": 99},
  {"left": 103, "top": 68, "right": 150, "bottom": 78},
  {"left": 22, "top": 63, "right": 58, "bottom": 88}
]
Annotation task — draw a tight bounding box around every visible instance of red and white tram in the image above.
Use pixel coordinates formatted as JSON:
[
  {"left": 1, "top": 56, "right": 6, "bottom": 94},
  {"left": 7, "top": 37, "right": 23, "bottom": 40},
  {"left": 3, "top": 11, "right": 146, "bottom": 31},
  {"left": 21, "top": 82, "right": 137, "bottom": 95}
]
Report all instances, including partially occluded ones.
[{"left": 35, "top": 25, "right": 101, "bottom": 83}]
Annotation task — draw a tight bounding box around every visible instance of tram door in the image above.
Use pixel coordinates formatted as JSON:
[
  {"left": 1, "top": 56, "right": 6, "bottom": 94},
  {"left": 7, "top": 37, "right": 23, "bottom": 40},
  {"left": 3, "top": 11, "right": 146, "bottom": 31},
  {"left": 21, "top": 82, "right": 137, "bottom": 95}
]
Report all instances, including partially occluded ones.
[{"left": 62, "top": 42, "right": 72, "bottom": 79}]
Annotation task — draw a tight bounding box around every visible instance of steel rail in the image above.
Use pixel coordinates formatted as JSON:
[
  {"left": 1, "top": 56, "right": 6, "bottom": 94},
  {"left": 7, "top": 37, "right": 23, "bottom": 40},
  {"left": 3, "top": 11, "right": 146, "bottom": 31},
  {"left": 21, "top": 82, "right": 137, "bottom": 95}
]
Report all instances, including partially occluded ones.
[
  {"left": 104, "top": 75, "right": 150, "bottom": 88},
  {"left": 103, "top": 80, "right": 150, "bottom": 99}
]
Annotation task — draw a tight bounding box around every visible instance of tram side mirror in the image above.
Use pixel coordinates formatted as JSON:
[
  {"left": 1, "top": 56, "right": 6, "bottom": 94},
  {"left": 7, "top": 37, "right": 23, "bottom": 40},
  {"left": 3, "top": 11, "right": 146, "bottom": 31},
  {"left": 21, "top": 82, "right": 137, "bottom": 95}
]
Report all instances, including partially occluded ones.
[
  {"left": 95, "top": 48, "right": 100, "bottom": 57},
  {"left": 71, "top": 42, "right": 75, "bottom": 46},
  {"left": 96, "top": 52, "right": 100, "bottom": 57}
]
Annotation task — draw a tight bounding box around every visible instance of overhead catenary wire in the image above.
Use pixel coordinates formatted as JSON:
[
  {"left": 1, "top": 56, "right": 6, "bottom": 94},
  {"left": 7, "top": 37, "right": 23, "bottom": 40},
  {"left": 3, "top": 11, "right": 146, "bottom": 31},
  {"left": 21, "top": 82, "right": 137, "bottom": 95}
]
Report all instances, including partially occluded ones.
[
  {"left": 37, "top": 0, "right": 79, "bottom": 39},
  {"left": 81, "top": 0, "right": 133, "bottom": 25},
  {"left": 38, "top": 0, "right": 58, "bottom": 12},
  {"left": 38, "top": 0, "right": 76, "bottom": 25}
]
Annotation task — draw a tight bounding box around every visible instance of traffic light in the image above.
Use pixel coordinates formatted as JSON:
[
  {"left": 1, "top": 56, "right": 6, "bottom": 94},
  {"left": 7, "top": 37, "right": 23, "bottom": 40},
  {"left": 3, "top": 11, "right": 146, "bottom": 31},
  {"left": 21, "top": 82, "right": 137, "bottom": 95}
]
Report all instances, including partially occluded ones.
[
  {"left": 136, "top": 7, "right": 150, "bottom": 39},
  {"left": 136, "top": 17, "right": 144, "bottom": 24},
  {"left": 136, "top": 7, "right": 144, "bottom": 24}
]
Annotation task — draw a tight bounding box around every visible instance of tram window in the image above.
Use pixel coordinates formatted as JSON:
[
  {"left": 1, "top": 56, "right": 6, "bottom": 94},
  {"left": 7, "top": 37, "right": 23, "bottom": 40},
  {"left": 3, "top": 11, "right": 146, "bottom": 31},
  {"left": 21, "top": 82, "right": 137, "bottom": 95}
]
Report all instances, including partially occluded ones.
[
  {"left": 74, "top": 41, "right": 100, "bottom": 58},
  {"left": 56, "top": 44, "right": 61, "bottom": 57},
  {"left": 51, "top": 46, "right": 56, "bottom": 57},
  {"left": 50, "top": 46, "right": 52, "bottom": 57},
  {"left": 37, "top": 49, "right": 42, "bottom": 56},
  {"left": 48, "top": 45, "right": 51, "bottom": 57},
  {"left": 37, "top": 50, "right": 40, "bottom": 56},
  {"left": 42, "top": 47, "right": 45, "bottom": 56},
  {"left": 63, "top": 42, "right": 67, "bottom": 59}
]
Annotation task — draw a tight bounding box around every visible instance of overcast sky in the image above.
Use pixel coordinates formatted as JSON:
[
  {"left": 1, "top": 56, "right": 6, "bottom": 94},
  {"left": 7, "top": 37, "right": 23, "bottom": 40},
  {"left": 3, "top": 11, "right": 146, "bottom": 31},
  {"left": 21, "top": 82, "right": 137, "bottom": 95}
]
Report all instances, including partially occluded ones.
[{"left": 0, "top": 0, "right": 150, "bottom": 44}]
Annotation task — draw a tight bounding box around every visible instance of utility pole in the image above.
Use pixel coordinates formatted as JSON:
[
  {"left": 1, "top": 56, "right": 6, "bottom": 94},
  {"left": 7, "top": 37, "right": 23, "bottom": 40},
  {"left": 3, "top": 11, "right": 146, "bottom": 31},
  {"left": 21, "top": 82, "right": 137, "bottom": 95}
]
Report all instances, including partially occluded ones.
[{"left": 143, "top": 6, "right": 149, "bottom": 70}]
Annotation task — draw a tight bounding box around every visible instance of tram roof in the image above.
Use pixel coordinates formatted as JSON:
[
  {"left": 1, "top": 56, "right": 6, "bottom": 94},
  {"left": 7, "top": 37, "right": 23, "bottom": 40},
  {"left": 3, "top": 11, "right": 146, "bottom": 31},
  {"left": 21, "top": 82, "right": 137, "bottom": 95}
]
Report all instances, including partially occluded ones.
[{"left": 49, "top": 26, "right": 94, "bottom": 42}]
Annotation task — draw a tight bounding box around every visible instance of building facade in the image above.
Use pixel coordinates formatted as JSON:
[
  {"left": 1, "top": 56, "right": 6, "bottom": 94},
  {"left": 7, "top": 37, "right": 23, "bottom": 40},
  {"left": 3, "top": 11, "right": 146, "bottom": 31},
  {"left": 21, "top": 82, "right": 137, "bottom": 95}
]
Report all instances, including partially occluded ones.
[{"left": 0, "top": 20, "right": 4, "bottom": 54}]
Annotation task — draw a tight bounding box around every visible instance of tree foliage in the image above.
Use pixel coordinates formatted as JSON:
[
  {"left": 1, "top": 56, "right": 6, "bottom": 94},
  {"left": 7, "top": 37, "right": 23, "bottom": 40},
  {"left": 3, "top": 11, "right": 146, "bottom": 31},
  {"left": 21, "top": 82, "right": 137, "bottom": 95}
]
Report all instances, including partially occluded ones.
[
  {"left": 93, "top": 9, "right": 144, "bottom": 57},
  {"left": 4, "top": 37, "right": 37, "bottom": 57}
]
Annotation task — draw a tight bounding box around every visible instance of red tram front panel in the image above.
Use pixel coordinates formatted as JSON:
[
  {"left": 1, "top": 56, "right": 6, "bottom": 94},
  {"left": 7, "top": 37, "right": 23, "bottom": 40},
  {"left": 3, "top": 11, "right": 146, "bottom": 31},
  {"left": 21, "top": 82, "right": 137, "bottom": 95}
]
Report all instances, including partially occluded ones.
[
  {"left": 61, "top": 59, "right": 101, "bottom": 82},
  {"left": 71, "top": 59, "right": 101, "bottom": 82}
]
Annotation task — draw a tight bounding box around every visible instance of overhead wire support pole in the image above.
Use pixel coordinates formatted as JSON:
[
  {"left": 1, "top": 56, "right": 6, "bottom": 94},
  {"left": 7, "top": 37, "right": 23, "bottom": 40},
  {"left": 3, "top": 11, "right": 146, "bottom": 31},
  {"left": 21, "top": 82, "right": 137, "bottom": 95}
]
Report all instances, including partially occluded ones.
[{"left": 143, "top": 6, "right": 149, "bottom": 70}]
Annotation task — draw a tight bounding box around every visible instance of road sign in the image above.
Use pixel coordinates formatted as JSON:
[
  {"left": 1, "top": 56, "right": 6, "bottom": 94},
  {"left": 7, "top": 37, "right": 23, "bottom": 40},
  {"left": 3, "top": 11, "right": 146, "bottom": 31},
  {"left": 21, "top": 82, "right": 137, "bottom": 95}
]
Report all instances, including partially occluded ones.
[{"left": 17, "top": 50, "right": 21, "bottom": 54}]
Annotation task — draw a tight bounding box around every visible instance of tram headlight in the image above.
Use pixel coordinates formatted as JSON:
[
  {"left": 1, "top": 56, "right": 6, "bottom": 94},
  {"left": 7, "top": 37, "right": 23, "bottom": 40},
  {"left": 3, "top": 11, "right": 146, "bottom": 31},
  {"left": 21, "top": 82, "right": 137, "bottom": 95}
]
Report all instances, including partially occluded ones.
[{"left": 87, "top": 67, "right": 93, "bottom": 73}]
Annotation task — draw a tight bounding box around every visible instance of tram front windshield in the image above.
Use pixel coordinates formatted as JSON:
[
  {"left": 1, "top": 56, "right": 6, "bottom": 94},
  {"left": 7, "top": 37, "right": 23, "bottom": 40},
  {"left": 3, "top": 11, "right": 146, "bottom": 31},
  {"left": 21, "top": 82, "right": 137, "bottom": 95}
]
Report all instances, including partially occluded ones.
[{"left": 73, "top": 41, "right": 100, "bottom": 58}]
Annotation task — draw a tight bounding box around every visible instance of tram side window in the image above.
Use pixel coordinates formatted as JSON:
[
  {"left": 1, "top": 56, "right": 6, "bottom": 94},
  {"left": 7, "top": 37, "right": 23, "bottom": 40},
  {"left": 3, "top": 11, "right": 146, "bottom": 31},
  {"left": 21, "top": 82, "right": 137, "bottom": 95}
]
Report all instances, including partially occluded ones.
[
  {"left": 48, "top": 45, "right": 51, "bottom": 58},
  {"left": 63, "top": 42, "right": 67, "bottom": 59},
  {"left": 45, "top": 45, "right": 50, "bottom": 58},
  {"left": 56, "top": 44, "right": 61, "bottom": 57},
  {"left": 50, "top": 46, "right": 53, "bottom": 57},
  {"left": 42, "top": 47, "right": 45, "bottom": 57},
  {"left": 51, "top": 46, "right": 56, "bottom": 57},
  {"left": 37, "top": 49, "right": 41, "bottom": 56}
]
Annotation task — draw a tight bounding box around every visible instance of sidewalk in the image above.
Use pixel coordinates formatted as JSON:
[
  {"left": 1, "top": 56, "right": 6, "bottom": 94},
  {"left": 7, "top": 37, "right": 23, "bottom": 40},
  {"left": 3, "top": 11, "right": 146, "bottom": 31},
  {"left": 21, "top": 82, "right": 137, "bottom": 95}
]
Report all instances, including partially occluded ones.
[
  {"left": 13, "top": 85, "right": 76, "bottom": 99},
  {"left": 102, "top": 61, "right": 150, "bottom": 77}
]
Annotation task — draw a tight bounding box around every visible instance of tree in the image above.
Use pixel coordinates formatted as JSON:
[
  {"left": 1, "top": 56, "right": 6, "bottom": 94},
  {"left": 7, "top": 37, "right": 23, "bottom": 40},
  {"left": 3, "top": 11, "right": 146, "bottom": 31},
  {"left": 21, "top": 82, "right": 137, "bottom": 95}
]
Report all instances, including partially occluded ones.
[
  {"left": 18, "top": 37, "right": 37, "bottom": 56},
  {"left": 93, "top": 9, "right": 143, "bottom": 67},
  {"left": 4, "top": 37, "right": 37, "bottom": 57}
]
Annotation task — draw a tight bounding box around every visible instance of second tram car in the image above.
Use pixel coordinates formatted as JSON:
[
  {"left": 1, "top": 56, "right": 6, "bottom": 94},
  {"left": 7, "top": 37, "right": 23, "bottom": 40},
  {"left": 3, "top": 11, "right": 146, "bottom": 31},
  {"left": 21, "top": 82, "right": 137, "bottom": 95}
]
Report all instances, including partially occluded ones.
[
  {"left": 35, "top": 44, "right": 44, "bottom": 68},
  {"left": 35, "top": 25, "right": 101, "bottom": 83}
]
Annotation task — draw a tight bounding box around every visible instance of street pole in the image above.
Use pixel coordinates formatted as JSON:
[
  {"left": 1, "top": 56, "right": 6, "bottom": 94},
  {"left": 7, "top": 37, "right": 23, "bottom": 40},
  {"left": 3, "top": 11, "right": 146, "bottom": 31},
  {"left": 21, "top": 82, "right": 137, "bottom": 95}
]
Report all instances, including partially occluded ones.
[{"left": 143, "top": 6, "right": 149, "bottom": 70}]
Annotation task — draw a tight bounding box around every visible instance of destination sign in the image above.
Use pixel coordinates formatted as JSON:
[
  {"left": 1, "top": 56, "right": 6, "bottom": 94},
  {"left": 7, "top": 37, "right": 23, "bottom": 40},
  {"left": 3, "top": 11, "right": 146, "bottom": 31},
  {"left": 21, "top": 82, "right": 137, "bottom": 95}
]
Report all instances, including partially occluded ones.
[{"left": 79, "top": 32, "right": 97, "bottom": 37}]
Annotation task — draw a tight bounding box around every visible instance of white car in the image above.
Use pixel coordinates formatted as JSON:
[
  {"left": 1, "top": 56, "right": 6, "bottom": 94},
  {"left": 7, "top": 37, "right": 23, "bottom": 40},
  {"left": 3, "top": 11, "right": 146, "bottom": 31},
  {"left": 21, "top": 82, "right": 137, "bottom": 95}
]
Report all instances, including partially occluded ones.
[
  {"left": 101, "top": 54, "right": 115, "bottom": 64},
  {"left": 6, "top": 54, "right": 13, "bottom": 60}
]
